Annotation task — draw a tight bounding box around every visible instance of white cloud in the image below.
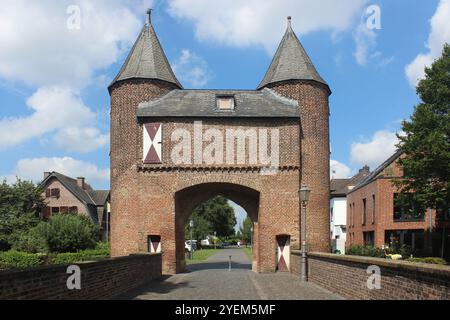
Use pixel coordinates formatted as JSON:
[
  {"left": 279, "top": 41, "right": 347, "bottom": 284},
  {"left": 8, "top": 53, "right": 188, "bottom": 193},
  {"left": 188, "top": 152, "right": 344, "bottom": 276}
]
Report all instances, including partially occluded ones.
[
  {"left": 54, "top": 127, "right": 109, "bottom": 153},
  {"left": 350, "top": 130, "right": 399, "bottom": 169},
  {"left": 172, "top": 49, "right": 213, "bottom": 87},
  {"left": 0, "top": 86, "right": 109, "bottom": 152},
  {"left": 3, "top": 157, "right": 109, "bottom": 188},
  {"left": 330, "top": 160, "right": 352, "bottom": 179},
  {"left": 0, "top": 0, "right": 145, "bottom": 88},
  {"left": 167, "top": 0, "right": 366, "bottom": 52},
  {"left": 405, "top": 0, "right": 450, "bottom": 87}
]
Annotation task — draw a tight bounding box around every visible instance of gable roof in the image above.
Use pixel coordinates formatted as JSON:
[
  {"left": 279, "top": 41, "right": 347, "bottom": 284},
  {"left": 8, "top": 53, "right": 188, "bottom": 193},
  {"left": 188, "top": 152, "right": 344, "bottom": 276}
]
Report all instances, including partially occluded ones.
[
  {"left": 41, "top": 172, "right": 109, "bottom": 206},
  {"left": 137, "top": 88, "right": 300, "bottom": 118},
  {"left": 257, "top": 17, "right": 328, "bottom": 90},
  {"left": 348, "top": 150, "right": 403, "bottom": 194},
  {"left": 330, "top": 166, "right": 370, "bottom": 197},
  {"left": 109, "top": 10, "right": 182, "bottom": 89}
]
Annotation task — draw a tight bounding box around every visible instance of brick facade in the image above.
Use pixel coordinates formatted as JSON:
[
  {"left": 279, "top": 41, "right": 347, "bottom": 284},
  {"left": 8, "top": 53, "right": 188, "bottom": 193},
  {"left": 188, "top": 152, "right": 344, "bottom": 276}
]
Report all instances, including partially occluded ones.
[
  {"left": 43, "top": 178, "right": 88, "bottom": 217},
  {"left": 346, "top": 156, "right": 450, "bottom": 257},
  {"left": 109, "top": 16, "right": 331, "bottom": 274},
  {"left": 0, "top": 253, "right": 161, "bottom": 300}
]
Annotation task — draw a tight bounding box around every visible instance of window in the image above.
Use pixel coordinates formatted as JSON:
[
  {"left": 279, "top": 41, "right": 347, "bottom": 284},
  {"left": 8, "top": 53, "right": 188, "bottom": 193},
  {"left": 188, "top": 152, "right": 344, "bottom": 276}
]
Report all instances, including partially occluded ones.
[
  {"left": 394, "top": 193, "right": 425, "bottom": 221},
  {"left": 372, "top": 195, "right": 376, "bottom": 224},
  {"left": 363, "top": 231, "right": 375, "bottom": 247},
  {"left": 60, "top": 206, "right": 69, "bottom": 214},
  {"left": 69, "top": 206, "right": 78, "bottom": 214},
  {"left": 362, "top": 198, "right": 367, "bottom": 226},
  {"left": 50, "top": 188, "right": 60, "bottom": 198},
  {"left": 437, "top": 207, "right": 450, "bottom": 221},
  {"left": 217, "top": 96, "right": 235, "bottom": 111},
  {"left": 51, "top": 207, "right": 60, "bottom": 214},
  {"left": 352, "top": 203, "right": 356, "bottom": 226}
]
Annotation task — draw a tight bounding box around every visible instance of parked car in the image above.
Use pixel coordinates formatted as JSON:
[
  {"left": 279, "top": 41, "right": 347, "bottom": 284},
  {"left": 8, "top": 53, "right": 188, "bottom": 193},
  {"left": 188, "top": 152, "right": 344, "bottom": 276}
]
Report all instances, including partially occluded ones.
[{"left": 185, "top": 240, "right": 197, "bottom": 252}]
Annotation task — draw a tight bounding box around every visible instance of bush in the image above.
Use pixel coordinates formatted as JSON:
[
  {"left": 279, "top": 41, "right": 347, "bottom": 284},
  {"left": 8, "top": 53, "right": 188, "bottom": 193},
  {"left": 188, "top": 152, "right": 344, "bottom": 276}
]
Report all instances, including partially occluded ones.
[
  {"left": 29, "top": 214, "right": 99, "bottom": 253},
  {"left": 0, "top": 250, "right": 46, "bottom": 269},
  {"left": 346, "top": 245, "right": 385, "bottom": 258},
  {"left": 407, "top": 257, "right": 447, "bottom": 265}
]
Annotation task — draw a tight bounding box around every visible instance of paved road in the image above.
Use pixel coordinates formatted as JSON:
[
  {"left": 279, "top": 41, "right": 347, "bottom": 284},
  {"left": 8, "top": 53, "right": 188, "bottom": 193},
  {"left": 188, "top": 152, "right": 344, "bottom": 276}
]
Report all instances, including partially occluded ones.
[{"left": 117, "top": 249, "right": 342, "bottom": 300}]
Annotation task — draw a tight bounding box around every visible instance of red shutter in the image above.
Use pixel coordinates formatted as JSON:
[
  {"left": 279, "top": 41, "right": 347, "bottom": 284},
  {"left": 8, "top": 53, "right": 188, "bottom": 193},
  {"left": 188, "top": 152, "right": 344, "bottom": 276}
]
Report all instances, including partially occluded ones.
[
  {"left": 143, "top": 123, "right": 162, "bottom": 164},
  {"left": 45, "top": 188, "right": 51, "bottom": 198},
  {"left": 43, "top": 207, "right": 50, "bottom": 219}
]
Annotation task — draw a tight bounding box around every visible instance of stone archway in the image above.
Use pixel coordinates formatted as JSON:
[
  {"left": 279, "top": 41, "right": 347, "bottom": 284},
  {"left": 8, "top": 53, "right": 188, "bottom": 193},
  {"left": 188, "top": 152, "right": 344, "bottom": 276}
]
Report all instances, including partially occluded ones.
[{"left": 174, "top": 183, "right": 260, "bottom": 273}]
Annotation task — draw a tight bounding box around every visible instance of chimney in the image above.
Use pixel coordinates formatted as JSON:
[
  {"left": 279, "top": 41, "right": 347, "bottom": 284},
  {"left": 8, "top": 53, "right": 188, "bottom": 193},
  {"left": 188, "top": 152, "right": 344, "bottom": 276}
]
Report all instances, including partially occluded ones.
[
  {"left": 360, "top": 165, "right": 370, "bottom": 174},
  {"left": 77, "top": 177, "right": 85, "bottom": 189},
  {"left": 44, "top": 172, "right": 51, "bottom": 179}
]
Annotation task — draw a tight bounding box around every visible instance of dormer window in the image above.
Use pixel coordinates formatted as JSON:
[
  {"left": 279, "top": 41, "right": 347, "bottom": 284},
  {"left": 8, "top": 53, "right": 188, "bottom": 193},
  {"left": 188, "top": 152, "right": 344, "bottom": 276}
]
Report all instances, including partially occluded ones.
[{"left": 217, "top": 96, "right": 235, "bottom": 111}]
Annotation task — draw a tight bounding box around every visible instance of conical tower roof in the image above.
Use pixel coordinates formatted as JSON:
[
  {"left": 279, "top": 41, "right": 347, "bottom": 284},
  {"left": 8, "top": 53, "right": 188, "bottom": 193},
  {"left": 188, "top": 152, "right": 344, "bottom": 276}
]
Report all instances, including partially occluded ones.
[
  {"left": 109, "top": 10, "right": 182, "bottom": 89},
  {"left": 257, "top": 17, "right": 328, "bottom": 90}
]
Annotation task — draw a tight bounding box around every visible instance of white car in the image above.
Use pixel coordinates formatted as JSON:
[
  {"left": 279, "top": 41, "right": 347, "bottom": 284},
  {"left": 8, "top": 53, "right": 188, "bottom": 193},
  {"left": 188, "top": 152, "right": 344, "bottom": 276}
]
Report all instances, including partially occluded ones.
[{"left": 185, "top": 240, "right": 197, "bottom": 252}]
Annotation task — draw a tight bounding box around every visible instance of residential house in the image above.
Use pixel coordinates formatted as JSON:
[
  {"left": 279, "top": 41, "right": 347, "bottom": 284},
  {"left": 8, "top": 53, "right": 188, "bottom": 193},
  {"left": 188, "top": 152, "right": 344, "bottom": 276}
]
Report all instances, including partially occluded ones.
[
  {"left": 41, "top": 172, "right": 111, "bottom": 241},
  {"left": 330, "top": 166, "right": 370, "bottom": 253},
  {"left": 346, "top": 151, "right": 450, "bottom": 260}
]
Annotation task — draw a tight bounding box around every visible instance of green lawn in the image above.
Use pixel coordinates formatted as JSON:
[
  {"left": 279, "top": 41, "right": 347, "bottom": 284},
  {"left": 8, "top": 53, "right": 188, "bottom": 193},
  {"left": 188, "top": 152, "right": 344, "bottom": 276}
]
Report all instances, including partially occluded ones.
[
  {"left": 241, "top": 247, "right": 253, "bottom": 261},
  {"left": 186, "top": 249, "right": 220, "bottom": 264}
]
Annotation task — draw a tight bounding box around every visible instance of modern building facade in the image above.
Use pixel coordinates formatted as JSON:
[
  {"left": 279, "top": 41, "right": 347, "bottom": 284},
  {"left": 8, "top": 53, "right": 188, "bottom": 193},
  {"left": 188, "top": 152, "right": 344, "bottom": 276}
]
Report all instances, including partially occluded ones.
[
  {"left": 109, "top": 11, "right": 332, "bottom": 274},
  {"left": 41, "top": 172, "right": 111, "bottom": 240},
  {"left": 346, "top": 152, "right": 450, "bottom": 260}
]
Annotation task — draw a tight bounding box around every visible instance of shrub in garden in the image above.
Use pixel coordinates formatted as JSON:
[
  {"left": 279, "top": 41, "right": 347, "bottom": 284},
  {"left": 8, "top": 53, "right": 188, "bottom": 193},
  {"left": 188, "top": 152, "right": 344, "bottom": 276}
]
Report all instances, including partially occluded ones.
[
  {"left": 407, "top": 257, "right": 447, "bottom": 265},
  {"left": 0, "top": 250, "right": 46, "bottom": 269},
  {"left": 29, "top": 214, "right": 99, "bottom": 253}
]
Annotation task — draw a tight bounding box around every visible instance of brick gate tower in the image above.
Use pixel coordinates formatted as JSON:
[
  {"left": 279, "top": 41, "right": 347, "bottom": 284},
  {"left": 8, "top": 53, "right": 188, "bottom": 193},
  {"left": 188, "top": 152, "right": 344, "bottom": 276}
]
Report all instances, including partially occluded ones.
[{"left": 109, "top": 11, "right": 331, "bottom": 274}]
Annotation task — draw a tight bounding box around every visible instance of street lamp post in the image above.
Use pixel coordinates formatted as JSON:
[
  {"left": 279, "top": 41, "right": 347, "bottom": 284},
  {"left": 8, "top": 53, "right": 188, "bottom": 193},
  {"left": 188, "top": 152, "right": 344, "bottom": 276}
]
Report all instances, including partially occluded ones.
[
  {"left": 189, "top": 220, "right": 194, "bottom": 260},
  {"left": 299, "top": 185, "right": 311, "bottom": 282},
  {"left": 214, "top": 231, "right": 217, "bottom": 250}
]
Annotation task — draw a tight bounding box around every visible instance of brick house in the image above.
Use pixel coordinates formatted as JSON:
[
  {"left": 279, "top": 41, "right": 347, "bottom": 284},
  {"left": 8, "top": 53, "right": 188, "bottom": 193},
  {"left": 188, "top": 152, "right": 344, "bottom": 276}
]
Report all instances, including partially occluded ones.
[
  {"left": 346, "top": 151, "right": 450, "bottom": 259},
  {"left": 330, "top": 166, "right": 370, "bottom": 253},
  {"left": 41, "top": 172, "right": 111, "bottom": 240},
  {"left": 109, "top": 11, "right": 331, "bottom": 274}
]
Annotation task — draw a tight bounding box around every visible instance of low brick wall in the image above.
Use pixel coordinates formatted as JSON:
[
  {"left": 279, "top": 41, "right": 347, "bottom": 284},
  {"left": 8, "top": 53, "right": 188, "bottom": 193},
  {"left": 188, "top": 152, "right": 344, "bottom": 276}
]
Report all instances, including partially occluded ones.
[
  {"left": 291, "top": 251, "right": 450, "bottom": 300},
  {"left": 0, "top": 253, "right": 161, "bottom": 300}
]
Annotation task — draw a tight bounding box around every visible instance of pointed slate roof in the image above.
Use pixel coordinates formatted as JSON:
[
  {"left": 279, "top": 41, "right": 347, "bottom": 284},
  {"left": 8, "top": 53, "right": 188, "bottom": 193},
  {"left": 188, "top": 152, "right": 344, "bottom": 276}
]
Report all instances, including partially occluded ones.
[
  {"left": 257, "top": 17, "right": 328, "bottom": 90},
  {"left": 109, "top": 10, "right": 182, "bottom": 89}
]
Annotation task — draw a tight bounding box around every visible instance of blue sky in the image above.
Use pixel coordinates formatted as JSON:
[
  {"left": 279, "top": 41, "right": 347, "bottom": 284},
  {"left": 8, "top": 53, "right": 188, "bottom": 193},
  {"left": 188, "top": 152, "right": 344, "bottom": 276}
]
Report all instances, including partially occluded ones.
[{"left": 1, "top": 0, "right": 449, "bottom": 229}]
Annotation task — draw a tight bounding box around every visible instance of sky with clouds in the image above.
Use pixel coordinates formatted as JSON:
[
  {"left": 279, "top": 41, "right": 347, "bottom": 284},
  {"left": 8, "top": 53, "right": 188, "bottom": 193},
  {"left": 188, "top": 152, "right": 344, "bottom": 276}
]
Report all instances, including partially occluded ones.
[{"left": 0, "top": 0, "right": 449, "bottom": 228}]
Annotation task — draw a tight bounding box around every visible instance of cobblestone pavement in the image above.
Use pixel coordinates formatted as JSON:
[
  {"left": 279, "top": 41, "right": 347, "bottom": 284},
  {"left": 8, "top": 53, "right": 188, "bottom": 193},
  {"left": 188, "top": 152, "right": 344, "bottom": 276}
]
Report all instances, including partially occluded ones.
[{"left": 117, "top": 249, "right": 343, "bottom": 300}]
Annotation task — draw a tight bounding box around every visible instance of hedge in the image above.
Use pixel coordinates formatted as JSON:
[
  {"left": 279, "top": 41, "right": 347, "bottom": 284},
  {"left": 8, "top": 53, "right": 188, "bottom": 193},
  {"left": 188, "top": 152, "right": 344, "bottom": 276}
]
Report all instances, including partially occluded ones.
[
  {"left": 0, "top": 243, "right": 110, "bottom": 270},
  {"left": 406, "top": 257, "right": 447, "bottom": 265}
]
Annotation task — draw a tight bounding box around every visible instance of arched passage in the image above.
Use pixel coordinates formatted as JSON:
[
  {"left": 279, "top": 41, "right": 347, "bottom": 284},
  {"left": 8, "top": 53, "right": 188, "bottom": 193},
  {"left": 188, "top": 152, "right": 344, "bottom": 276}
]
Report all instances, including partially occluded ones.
[{"left": 175, "top": 183, "right": 260, "bottom": 273}]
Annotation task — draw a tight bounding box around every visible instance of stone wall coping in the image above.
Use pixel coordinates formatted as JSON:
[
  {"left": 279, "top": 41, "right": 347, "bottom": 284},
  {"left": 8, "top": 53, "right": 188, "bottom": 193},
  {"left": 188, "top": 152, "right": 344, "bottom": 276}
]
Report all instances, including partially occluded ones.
[
  {"left": 291, "top": 251, "right": 450, "bottom": 277},
  {"left": 0, "top": 253, "right": 161, "bottom": 278}
]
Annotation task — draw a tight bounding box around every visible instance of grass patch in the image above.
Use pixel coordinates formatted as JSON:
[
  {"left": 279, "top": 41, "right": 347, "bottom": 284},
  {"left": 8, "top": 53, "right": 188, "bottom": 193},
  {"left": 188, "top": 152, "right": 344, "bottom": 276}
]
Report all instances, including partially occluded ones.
[
  {"left": 186, "top": 249, "right": 219, "bottom": 265},
  {"left": 241, "top": 247, "right": 253, "bottom": 261}
]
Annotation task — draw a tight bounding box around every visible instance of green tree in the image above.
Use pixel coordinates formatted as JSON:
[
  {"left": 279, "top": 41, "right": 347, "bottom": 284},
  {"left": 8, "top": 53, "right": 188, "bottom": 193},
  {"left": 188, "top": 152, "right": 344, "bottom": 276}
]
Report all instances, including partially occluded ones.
[
  {"left": 240, "top": 216, "right": 253, "bottom": 244},
  {"left": 185, "top": 196, "right": 237, "bottom": 241},
  {"left": 394, "top": 44, "right": 450, "bottom": 215},
  {"left": 0, "top": 179, "right": 45, "bottom": 251}
]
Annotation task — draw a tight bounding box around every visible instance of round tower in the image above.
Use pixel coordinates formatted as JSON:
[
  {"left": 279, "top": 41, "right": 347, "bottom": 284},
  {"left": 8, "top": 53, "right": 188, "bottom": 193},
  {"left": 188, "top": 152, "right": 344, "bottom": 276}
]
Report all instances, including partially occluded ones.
[
  {"left": 258, "top": 17, "right": 331, "bottom": 252},
  {"left": 109, "top": 10, "right": 182, "bottom": 257},
  {"left": 109, "top": 9, "right": 182, "bottom": 183}
]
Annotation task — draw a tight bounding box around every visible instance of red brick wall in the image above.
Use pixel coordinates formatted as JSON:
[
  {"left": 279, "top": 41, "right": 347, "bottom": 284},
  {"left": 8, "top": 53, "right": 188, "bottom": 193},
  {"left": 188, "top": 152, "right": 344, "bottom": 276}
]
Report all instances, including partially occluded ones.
[
  {"left": 346, "top": 159, "right": 446, "bottom": 249},
  {"left": 269, "top": 80, "right": 331, "bottom": 253},
  {"left": 0, "top": 253, "right": 161, "bottom": 300},
  {"left": 110, "top": 78, "right": 331, "bottom": 274},
  {"left": 294, "top": 252, "right": 450, "bottom": 300}
]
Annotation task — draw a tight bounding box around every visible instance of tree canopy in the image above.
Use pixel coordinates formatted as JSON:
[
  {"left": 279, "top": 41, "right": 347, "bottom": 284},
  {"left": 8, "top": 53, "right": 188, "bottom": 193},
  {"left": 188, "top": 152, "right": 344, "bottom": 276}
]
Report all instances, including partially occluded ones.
[
  {"left": 0, "top": 179, "right": 45, "bottom": 251},
  {"left": 394, "top": 44, "right": 450, "bottom": 214},
  {"left": 185, "top": 196, "right": 237, "bottom": 241}
]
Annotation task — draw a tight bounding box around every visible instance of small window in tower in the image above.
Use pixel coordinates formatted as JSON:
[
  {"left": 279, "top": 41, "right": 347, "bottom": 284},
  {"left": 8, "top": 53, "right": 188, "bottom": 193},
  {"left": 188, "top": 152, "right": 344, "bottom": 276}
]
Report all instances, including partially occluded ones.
[{"left": 217, "top": 96, "right": 235, "bottom": 111}]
